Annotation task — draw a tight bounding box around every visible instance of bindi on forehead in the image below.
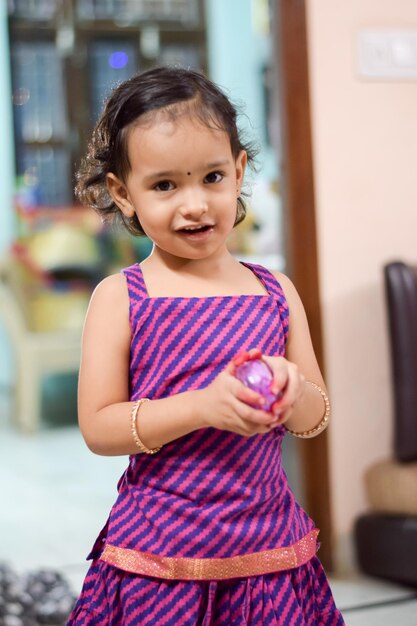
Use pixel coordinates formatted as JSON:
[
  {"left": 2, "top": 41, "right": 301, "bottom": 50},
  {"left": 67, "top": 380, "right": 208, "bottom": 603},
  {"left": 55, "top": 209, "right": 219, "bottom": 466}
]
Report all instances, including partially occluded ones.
[{"left": 187, "top": 172, "right": 191, "bottom": 175}]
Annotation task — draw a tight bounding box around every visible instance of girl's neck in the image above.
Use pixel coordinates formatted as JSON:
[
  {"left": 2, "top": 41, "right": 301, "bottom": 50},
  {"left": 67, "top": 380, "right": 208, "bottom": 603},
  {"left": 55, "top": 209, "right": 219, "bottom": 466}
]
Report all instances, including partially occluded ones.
[
  {"left": 143, "top": 245, "right": 237, "bottom": 279},
  {"left": 140, "top": 247, "right": 267, "bottom": 299}
]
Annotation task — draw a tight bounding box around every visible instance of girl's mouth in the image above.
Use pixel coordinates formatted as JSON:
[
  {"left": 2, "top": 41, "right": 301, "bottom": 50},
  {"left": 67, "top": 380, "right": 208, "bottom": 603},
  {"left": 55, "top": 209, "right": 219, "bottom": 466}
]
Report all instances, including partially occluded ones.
[
  {"left": 177, "top": 224, "right": 214, "bottom": 240},
  {"left": 181, "top": 224, "right": 211, "bottom": 232}
]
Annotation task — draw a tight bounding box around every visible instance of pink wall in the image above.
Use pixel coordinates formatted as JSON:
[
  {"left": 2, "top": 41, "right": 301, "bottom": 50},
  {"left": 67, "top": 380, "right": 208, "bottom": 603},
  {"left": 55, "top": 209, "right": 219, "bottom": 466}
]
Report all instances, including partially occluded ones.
[{"left": 305, "top": 0, "right": 417, "bottom": 571}]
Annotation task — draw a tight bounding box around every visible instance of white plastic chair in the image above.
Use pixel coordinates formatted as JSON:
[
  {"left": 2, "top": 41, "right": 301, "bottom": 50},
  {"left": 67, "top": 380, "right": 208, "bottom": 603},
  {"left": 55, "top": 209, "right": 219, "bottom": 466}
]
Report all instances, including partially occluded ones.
[{"left": 0, "top": 259, "right": 83, "bottom": 433}]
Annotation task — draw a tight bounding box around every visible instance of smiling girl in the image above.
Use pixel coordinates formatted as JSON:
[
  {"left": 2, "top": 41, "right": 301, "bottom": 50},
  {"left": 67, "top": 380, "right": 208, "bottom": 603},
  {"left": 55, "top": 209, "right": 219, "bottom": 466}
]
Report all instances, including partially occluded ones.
[{"left": 68, "top": 67, "right": 344, "bottom": 626}]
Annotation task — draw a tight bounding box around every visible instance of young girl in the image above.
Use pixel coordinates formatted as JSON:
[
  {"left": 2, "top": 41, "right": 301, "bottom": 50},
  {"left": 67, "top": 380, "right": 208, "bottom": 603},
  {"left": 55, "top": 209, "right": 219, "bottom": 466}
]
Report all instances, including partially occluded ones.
[{"left": 68, "top": 67, "right": 345, "bottom": 625}]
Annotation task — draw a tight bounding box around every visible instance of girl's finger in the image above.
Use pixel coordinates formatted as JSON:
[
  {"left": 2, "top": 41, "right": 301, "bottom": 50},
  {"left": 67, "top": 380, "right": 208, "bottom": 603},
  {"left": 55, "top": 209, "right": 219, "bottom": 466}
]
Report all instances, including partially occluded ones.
[
  {"left": 237, "top": 401, "right": 278, "bottom": 425},
  {"left": 272, "top": 406, "right": 293, "bottom": 425},
  {"left": 271, "top": 367, "right": 302, "bottom": 414},
  {"left": 230, "top": 351, "right": 250, "bottom": 368},
  {"left": 229, "top": 348, "right": 262, "bottom": 375},
  {"left": 231, "top": 375, "right": 267, "bottom": 408},
  {"left": 247, "top": 347, "right": 262, "bottom": 361},
  {"left": 235, "top": 386, "right": 265, "bottom": 408},
  {"left": 238, "top": 415, "right": 271, "bottom": 434},
  {"left": 262, "top": 355, "right": 289, "bottom": 395}
]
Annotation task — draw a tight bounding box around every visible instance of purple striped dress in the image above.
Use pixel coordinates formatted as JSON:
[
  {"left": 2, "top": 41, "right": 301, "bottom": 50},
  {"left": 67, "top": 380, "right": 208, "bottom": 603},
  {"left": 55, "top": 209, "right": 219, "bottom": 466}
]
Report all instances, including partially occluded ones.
[{"left": 68, "top": 262, "right": 345, "bottom": 625}]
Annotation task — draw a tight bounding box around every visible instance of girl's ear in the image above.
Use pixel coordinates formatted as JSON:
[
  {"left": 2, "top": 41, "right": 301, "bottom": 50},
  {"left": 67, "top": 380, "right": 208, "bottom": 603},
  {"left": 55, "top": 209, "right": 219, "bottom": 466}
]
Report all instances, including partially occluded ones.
[
  {"left": 106, "top": 173, "right": 135, "bottom": 218},
  {"left": 235, "top": 150, "right": 248, "bottom": 193}
]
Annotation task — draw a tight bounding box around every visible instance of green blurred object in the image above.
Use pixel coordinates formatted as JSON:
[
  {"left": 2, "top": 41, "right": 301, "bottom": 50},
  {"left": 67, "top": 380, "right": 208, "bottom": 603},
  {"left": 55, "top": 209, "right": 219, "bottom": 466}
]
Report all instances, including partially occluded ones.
[
  {"left": 41, "top": 372, "right": 78, "bottom": 427},
  {"left": 132, "top": 236, "right": 153, "bottom": 260}
]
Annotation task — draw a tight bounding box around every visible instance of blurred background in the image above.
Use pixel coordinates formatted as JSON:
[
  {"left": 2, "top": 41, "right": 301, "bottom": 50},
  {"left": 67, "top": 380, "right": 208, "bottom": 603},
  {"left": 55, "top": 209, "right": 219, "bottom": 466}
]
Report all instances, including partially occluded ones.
[{"left": 1, "top": 0, "right": 417, "bottom": 624}]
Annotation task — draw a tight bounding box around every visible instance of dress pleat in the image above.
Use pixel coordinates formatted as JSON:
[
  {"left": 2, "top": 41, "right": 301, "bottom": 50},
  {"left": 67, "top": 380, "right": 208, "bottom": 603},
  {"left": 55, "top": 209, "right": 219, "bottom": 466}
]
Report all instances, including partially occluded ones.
[{"left": 68, "top": 558, "right": 344, "bottom": 625}]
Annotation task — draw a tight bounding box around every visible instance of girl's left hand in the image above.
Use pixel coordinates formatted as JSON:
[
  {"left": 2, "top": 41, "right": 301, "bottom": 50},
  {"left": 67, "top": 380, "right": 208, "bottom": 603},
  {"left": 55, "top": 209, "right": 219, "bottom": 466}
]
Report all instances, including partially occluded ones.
[{"left": 260, "top": 353, "right": 306, "bottom": 426}]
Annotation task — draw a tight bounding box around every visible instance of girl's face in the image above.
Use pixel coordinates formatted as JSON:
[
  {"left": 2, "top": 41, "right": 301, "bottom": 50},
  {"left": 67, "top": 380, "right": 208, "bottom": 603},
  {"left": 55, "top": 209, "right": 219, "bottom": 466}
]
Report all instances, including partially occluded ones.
[{"left": 107, "top": 115, "right": 247, "bottom": 264}]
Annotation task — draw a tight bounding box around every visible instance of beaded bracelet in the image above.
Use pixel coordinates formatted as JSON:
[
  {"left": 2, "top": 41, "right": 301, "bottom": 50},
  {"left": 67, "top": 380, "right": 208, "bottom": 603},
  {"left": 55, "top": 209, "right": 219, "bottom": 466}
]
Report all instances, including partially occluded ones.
[
  {"left": 130, "top": 398, "right": 161, "bottom": 454},
  {"left": 285, "top": 381, "right": 330, "bottom": 439}
]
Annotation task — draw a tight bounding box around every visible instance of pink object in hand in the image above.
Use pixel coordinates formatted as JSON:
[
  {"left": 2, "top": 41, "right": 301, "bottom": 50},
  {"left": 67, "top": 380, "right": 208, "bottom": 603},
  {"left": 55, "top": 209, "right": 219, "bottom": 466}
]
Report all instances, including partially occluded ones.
[{"left": 234, "top": 358, "right": 281, "bottom": 411}]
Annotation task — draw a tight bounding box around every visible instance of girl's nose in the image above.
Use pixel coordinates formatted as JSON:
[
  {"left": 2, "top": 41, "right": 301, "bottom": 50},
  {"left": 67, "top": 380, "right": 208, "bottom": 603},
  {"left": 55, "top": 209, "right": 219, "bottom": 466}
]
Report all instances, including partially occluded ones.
[{"left": 178, "top": 187, "right": 208, "bottom": 218}]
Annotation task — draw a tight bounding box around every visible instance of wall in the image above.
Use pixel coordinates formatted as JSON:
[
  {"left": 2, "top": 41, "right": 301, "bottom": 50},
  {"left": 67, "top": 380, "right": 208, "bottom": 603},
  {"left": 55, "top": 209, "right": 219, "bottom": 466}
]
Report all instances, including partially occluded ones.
[
  {"left": 306, "top": 0, "right": 417, "bottom": 571},
  {"left": 205, "top": 0, "right": 277, "bottom": 179},
  {"left": 0, "top": 0, "right": 15, "bottom": 388},
  {"left": 0, "top": 0, "right": 15, "bottom": 255}
]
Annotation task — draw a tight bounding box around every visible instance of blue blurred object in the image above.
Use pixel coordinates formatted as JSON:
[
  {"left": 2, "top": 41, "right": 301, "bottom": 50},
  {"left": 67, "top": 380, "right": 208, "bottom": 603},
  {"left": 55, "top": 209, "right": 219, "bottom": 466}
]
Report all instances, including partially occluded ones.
[
  {"left": 41, "top": 372, "right": 78, "bottom": 427},
  {"left": 109, "top": 51, "right": 129, "bottom": 69}
]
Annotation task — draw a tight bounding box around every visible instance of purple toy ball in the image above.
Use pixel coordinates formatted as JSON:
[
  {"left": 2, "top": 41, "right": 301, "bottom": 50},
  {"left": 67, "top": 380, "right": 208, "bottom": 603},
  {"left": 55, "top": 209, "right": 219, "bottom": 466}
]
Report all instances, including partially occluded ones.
[{"left": 234, "top": 358, "right": 281, "bottom": 412}]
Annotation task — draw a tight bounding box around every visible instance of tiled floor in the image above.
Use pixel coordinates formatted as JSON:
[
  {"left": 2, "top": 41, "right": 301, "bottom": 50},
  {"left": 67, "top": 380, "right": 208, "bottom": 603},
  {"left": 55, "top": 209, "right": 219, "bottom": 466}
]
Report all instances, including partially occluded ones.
[{"left": 1, "top": 397, "right": 417, "bottom": 625}]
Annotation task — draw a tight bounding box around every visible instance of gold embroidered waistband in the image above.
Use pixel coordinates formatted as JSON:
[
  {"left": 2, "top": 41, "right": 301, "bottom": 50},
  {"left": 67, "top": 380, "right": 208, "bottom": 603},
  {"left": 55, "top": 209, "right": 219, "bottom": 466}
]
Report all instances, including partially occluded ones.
[{"left": 100, "top": 529, "right": 319, "bottom": 581}]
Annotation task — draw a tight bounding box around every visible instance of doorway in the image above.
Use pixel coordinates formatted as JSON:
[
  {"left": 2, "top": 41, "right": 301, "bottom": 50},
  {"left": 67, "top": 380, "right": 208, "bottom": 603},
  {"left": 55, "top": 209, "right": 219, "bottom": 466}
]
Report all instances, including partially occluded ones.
[{"left": 274, "top": 0, "right": 333, "bottom": 569}]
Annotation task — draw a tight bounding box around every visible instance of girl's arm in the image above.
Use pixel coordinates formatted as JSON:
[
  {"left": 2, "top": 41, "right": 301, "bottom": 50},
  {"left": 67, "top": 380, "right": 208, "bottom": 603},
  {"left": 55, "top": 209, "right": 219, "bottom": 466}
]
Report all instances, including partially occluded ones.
[
  {"left": 78, "top": 273, "right": 206, "bottom": 456},
  {"left": 265, "top": 272, "right": 330, "bottom": 436},
  {"left": 78, "top": 274, "right": 277, "bottom": 456}
]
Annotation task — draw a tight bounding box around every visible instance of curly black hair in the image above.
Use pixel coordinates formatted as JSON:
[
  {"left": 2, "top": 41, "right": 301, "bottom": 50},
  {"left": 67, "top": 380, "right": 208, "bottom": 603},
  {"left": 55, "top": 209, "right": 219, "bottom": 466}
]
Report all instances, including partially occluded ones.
[{"left": 76, "top": 66, "right": 258, "bottom": 236}]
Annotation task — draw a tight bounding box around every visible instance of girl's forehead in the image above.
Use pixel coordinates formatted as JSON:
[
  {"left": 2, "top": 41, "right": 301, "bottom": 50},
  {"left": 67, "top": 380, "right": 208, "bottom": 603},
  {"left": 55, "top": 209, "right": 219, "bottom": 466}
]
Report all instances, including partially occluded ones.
[
  {"left": 128, "top": 116, "right": 231, "bottom": 152},
  {"left": 132, "top": 112, "right": 224, "bottom": 136},
  {"left": 129, "top": 100, "right": 227, "bottom": 136},
  {"left": 125, "top": 117, "right": 235, "bottom": 175},
  {"left": 133, "top": 99, "right": 220, "bottom": 127}
]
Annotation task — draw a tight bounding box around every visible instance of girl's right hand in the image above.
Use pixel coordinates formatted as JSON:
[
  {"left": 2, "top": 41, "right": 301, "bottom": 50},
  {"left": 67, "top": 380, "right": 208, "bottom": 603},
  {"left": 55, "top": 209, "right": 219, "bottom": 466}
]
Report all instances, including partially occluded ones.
[{"left": 197, "top": 360, "right": 279, "bottom": 437}]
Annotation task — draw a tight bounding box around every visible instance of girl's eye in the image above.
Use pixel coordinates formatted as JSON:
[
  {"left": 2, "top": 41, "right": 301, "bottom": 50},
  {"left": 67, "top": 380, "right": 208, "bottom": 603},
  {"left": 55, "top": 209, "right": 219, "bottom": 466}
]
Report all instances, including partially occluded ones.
[
  {"left": 154, "top": 180, "right": 174, "bottom": 192},
  {"left": 205, "top": 171, "right": 224, "bottom": 184}
]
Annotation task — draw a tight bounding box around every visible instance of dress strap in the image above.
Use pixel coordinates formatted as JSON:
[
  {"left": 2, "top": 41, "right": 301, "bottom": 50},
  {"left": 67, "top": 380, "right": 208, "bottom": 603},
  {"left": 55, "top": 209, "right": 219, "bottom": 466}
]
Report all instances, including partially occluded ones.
[
  {"left": 241, "top": 262, "right": 290, "bottom": 344},
  {"left": 121, "top": 263, "right": 149, "bottom": 301}
]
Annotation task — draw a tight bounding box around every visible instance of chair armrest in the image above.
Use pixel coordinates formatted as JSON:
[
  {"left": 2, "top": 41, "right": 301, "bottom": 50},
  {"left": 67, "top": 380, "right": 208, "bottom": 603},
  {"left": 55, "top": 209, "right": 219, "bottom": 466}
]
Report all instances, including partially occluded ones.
[{"left": 0, "top": 280, "right": 29, "bottom": 343}]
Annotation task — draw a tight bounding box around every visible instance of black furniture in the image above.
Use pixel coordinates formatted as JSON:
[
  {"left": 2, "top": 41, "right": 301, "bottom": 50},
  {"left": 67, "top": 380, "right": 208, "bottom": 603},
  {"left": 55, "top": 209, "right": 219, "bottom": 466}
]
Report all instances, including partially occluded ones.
[
  {"left": 354, "top": 261, "right": 417, "bottom": 587},
  {"left": 384, "top": 262, "right": 417, "bottom": 461}
]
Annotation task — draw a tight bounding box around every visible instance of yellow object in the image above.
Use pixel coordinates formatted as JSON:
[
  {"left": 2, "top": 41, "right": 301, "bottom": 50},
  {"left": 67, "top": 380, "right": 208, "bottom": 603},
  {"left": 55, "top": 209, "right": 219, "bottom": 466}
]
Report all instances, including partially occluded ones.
[
  {"left": 27, "top": 223, "right": 100, "bottom": 271},
  {"left": 227, "top": 208, "right": 258, "bottom": 255},
  {"left": 0, "top": 258, "right": 83, "bottom": 433},
  {"left": 29, "top": 288, "right": 90, "bottom": 332}
]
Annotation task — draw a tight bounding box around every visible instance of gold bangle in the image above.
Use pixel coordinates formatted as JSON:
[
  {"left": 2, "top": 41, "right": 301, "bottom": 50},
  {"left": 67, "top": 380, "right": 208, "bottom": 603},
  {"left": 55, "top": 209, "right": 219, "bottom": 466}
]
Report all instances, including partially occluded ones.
[
  {"left": 130, "top": 399, "right": 161, "bottom": 454},
  {"left": 285, "top": 381, "right": 330, "bottom": 439}
]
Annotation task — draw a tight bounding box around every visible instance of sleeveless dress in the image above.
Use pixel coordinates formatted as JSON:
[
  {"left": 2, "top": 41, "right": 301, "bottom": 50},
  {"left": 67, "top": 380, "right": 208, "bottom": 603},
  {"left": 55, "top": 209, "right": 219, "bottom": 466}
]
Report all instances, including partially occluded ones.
[{"left": 68, "top": 262, "right": 345, "bottom": 626}]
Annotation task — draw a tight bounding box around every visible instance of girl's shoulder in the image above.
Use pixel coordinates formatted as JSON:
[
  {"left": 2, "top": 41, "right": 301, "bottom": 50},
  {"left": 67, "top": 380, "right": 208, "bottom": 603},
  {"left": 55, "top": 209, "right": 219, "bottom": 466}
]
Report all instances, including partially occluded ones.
[
  {"left": 82, "top": 272, "right": 131, "bottom": 348},
  {"left": 243, "top": 262, "right": 289, "bottom": 302},
  {"left": 87, "top": 272, "right": 130, "bottom": 319},
  {"left": 267, "top": 270, "right": 301, "bottom": 304},
  {"left": 269, "top": 270, "right": 295, "bottom": 298},
  {"left": 249, "top": 265, "right": 306, "bottom": 318},
  {"left": 269, "top": 271, "right": 310, "bottom": 330},
  {"left": 92, "top": 271, "right": 128, "bottom": 299},
  {"left": 92, "top": 264, "right": 147, "bottom": 305}
]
